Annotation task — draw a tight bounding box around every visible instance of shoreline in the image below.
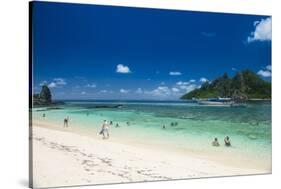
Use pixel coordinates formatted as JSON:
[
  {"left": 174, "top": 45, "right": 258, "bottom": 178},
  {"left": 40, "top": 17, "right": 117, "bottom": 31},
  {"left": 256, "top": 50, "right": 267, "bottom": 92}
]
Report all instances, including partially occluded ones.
[{"left": 31, "top": 119, "right": 271, "bottom": 188}]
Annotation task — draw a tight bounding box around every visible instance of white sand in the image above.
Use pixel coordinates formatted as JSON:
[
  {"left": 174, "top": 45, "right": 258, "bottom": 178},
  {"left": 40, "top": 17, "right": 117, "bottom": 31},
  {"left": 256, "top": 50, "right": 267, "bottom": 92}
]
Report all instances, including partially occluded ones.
[{"left": 31, "top": 122, "right": 270, "bottom": 188}]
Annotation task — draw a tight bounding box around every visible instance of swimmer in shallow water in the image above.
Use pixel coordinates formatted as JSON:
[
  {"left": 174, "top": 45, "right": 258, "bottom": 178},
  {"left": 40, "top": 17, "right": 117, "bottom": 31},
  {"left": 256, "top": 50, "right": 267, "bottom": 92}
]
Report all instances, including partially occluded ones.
[
  {"left": 212, "top": 137, "right": 220, "bottom": 147},
  {"left": 63, "top": 116, "right": 69, "bottom": 128},
  {"left": 224, "top": 136, "right": 231, "bottom": 146}
]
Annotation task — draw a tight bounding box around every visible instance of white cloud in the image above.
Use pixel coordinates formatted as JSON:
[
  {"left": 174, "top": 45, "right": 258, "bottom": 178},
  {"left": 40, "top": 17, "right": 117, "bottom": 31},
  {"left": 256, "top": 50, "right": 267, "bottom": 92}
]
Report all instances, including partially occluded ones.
[
  {"left": 176, "top": 81, "right": 197, "bottom": 93},
  {"left": 40, "top": 81, "right": 48, "bottom": 86},
  {"left": 120, "top": 88, "right": 130, "bottom": 93},
  {"left": 135, "top": 88, "right": 143, "bottom": 94},
  {"left": 257, "top": 65, "right": 272, "bottom": 77},
  {"left": 257, "top": 70, "right": 271, "bottom": 77},
  {"left": 86, "top": 83, "right": 96, "bottom": 88},
  {"left": 200, "top": 77, "right": 209, "bottom": 83},
  {"left": 169, "top": 71, "right": 182, "bottom": 76},
  {"left": 184, "top": 84, "right": 197, "bottom": 93},
  {"left": 178, "top": 84, "right": 197, "bottom": 92},
  {"left": 146, "top": 86, "right": 171, "bottom": 97},
  {"left": 48, "top": 82, "right": 57, "bottom": 88},
  {"left": 176, "top": 81, "right": 189, "bottom": 86},
  {"left": 266, "top": 65, "right": 272, "bottom": 71},
  {"left": 232, "top": 67, "right": 238, "bottom": 71},
  {"left": 81, "top": 91, "right": 86, "bottom": 95},
  {"left": 172, "top": 87, "right": 180, "bottom": 92},
  {"left": 99, "top": 90, "right": 107, "bottom": 93},
  {"left": 247, "top": 17, "right": 272, "bottom": 42},
  {"left": 53, "top": 78, "right": 66, "bottom": 85},
  {"left": 42, "top": 78, "right": 66, "bottom": 88},
  {"left": 116, "top": 64, "right": 131, "bottom": 73},
  {"left": 176, "top": 81, "right": 183, "bottom": 85},
  {"left": 142, "top": 81, "right": 198, "bottom": 99}
]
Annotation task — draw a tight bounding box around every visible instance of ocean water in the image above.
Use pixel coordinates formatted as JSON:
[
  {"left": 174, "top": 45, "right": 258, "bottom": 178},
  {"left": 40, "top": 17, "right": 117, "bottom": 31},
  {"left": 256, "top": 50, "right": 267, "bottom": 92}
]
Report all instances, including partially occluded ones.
[{"left": 32, "top": 100, "right": 272, "bottom": 165}]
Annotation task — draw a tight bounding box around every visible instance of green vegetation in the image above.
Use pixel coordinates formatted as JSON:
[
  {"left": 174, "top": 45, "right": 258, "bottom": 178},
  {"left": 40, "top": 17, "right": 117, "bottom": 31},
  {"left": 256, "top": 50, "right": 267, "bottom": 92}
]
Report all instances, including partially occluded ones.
[{"left": 180, "top": 70, "right": 271, "bottom": 101}]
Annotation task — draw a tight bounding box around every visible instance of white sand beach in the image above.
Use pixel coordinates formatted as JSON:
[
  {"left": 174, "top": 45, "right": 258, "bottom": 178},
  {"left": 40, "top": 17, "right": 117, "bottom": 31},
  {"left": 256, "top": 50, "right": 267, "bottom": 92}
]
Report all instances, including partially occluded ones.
[{"left": 31, "top": 120, "right": 270, "bottom": 188}]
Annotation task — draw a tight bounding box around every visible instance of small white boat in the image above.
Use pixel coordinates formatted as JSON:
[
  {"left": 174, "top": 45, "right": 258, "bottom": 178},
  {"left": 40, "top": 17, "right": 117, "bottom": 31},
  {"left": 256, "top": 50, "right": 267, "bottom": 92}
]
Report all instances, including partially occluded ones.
[{"left": 197, "top": 97, "right": 234, "bottom": 106}]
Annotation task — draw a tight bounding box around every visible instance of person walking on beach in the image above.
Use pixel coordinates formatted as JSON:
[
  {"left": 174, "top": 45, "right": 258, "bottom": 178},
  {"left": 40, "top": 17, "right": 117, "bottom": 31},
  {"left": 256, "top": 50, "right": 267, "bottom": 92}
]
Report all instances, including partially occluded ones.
[
  {"left": 212, "top": 137, "right": 220, "bottom": 146},
  {"left": 224, "top": 136, "right": 231, "bottom": 146},
  {"left": 100, "top": 120, "right": 109, "bottom": 139},
  {"left": 63, "top": 116, "right": 69, "bottom": 128}
]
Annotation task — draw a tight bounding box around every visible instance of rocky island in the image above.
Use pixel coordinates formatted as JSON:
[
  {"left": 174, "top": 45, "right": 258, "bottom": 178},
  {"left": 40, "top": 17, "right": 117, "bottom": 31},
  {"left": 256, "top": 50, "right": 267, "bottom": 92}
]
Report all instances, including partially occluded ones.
[
  {"left": 33, "top": 85, "right": 54, "bottom": 106},
  {"left": 181, "top": 70, "right": 271, "bottom": 101}
]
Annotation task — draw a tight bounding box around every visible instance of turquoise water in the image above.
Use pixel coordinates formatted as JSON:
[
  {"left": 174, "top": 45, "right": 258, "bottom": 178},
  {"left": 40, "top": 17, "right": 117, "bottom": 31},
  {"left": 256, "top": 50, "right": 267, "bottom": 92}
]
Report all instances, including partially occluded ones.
[{"left": 32, "top": 100, "right": 272, "bottom": 163}]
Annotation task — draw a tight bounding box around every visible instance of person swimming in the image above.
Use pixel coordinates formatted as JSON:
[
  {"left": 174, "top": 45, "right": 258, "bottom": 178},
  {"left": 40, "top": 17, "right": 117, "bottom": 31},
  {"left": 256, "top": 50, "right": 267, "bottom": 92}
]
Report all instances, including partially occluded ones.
[
  {"left": 170, "top": 122, "right": 174, "bottom": 126},
  {"left": 110, "top": 121, "right": 113, "bottom": 125},
  {"left": 115, "top": 123, "right": 120, "bottom": 128},
  {"left": 162, "top": 125, "right": 166, "bottom": 129},
  {"left": 224, "top": 136, "right": 231, "bottom": 146},
  {"left": 174, "top": 122, "right": 178, "bottom": 126},
  {"left": 126, "top": 121, "right": 130, "bottom": 126},
  {"left": 212, "top": 137, "right": 220, "bottom": 146}
]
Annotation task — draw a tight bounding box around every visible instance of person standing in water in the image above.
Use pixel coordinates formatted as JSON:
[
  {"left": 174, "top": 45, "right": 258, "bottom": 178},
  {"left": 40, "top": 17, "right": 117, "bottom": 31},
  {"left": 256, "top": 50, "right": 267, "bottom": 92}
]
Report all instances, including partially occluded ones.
[
  {"left": 63, "top": 116, "right": 69, "bottom": 128},
  {"left": 100, "top": 120, "right": 109, "bottom": 139},
  {"left": 224, "top": 136, "right": 231, "bottom": 146}
]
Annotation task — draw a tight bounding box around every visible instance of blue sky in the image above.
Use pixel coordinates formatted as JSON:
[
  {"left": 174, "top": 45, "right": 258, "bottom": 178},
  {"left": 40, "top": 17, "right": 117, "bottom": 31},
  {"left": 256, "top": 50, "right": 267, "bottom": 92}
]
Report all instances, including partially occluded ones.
[{"left": 32, "top": 2, "right": 272, "bottom": 100}]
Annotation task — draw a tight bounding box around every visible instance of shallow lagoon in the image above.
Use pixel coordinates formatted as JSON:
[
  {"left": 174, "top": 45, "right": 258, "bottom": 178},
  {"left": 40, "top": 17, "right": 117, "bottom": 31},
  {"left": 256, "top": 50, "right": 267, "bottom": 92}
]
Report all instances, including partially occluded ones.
[{"left": 33, "top": 100, "right": 272, "bottom": 165}]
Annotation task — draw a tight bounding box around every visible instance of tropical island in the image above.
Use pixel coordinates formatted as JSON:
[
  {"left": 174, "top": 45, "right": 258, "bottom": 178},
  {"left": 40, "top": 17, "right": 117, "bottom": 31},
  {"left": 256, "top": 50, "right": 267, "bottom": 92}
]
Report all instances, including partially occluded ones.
[{"left": 180, "top": 70, "right": 271, "bottom": 101}]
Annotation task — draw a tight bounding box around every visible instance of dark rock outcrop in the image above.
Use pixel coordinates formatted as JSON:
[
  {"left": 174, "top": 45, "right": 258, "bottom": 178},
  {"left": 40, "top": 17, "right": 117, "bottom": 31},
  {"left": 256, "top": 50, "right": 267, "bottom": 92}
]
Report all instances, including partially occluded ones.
[{"left": 33, "top": 85, "right": 52, "bottom": 106}]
